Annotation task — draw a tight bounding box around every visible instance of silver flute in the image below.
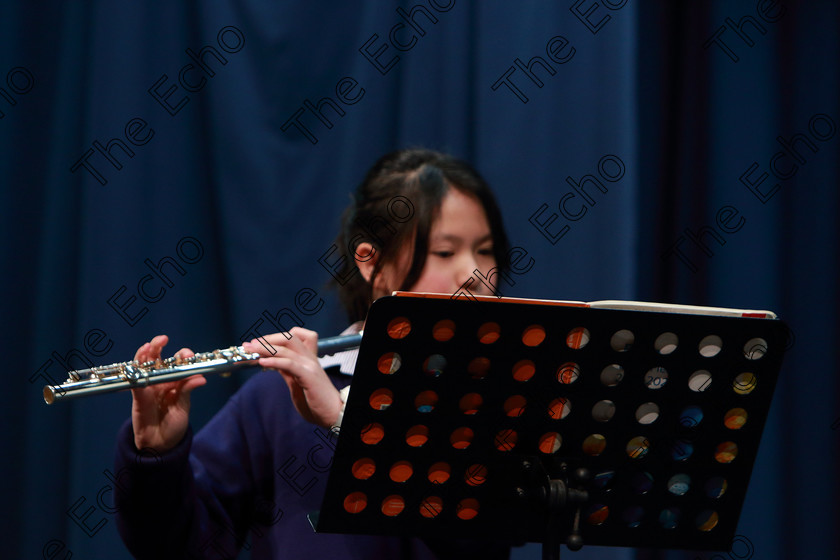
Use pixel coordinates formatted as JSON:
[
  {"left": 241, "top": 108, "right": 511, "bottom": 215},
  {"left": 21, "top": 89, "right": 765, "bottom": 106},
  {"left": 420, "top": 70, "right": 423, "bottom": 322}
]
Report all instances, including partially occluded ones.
[{"left": 43, "top": 332, "right": 363, "bottom": 405}]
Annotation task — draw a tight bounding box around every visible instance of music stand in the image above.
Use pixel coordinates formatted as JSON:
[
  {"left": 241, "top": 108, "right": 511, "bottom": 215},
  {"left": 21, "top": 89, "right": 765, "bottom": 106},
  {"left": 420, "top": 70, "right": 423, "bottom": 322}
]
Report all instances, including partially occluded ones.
[{"left": 314, "top": 293, "right": 788, "bottom": 557}]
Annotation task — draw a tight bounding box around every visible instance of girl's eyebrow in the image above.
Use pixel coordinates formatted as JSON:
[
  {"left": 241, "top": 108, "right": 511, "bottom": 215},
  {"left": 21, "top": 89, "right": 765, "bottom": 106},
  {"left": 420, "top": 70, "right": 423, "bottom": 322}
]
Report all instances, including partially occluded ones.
[
  {"left": 430, "top": 233, "right": 493, "bottom": 244},
  {"left": 429, "top": 233, "right": 462, "bottom": 243}
]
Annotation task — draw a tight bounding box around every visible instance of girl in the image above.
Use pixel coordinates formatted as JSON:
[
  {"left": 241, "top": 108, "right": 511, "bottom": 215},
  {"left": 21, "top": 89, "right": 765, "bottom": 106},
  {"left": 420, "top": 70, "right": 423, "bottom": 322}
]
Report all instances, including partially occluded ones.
[{"left": 114, "top": 149, "right": 512, "bottom": 559}]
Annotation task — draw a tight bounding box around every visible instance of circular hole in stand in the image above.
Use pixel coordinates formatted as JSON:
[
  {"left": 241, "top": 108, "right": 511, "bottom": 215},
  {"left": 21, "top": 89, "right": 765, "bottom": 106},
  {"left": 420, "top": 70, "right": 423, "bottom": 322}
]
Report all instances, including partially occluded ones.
[
  {"left": 733, "top": 372, "right": 757, "bottom": 395},
  {"left": 419, "top": 496, "right": 443, "bottom": 518},
  {"left": 583, "top": 434, "right": 607, "bottom": 456},
  {"left": 593, "top": 470, "right": 615, "bottom": 491},
  {"left": 503, "top": 395, "right": 527, "bottom": 417},
  {"left": 538, "top": 432, "right": 562, "bottom": 454},
  {"left": 387, "top": 317, "right": 411, "bottom": 339},
  {"left": 558, "top": 362, "right": 581, "bottom": 384},
  {"left": 631, "top": 472, "right": 654, "bottom": 495},
  {"left": 450, "top": 427, "right": 474, "bottom": 449},
  {"left": 688, "top": 370, "right": 712, "bottom": 392},
  {"left": 679, "top": 405, "right": 704, "bottom": 428},
  {"left": 522, "top": 324, "right": 546, "bottom": 347},
  {"left": 548, "top": 397, "right": 571, "bottom": 420},
  {"left": 724, "top": 407, "right": 748, "bottom": 429},
  {"left": 512, "top": 359, "right": 536, "bottom": 382},
  {"left": 592, "top": 400, "right": 616, "bottom": 422},
  {"left": 659, "top": 507, "right": 680, "bottom": 529},
  {"left": 585, "top": 504, "right": 609, "bottom": 525},
  {"left": 698, "top": 335, "right": 723, "bottom": 357},
  {"left": 654, "top": 332, "right": 679, "bottom": 355},
  {"left": 626, "top": 436, "right": 650, "bottom": 459},
  {"left": 369, "top": 388, "right": 393, "bottom": 410},
  {"left": 360, "top": 423, "right": 384, "bottom": 445},
  {"left": 610, "top": 329, "right": 634, "bottom": 352},
  {"left": 344, "top": 492, "right": 367, "bottom": 514},
  {"left": 667, "top": 474, "right": 691, "bottom": 496},
  {"left": 494, "top": 429, "right": 518, "bottom": 452},
  {"left": 459, "top": 393, "right": 483, "bottom": 415},
  {"left": 377, "top": 352, "right": 402, "bottom": 374},
  {"left": 432, "top": 319, "right": 456, "bottom": 342},
  {"left": 465, "top": 464, "right": 488, "bottom": 486},
  {"left": 381, "top": 495, "right": 405, "bottom": 517},
  {"left": 477, "top": 322, "right": 501, "bottom": 344},
  {"left": 428, "top": 462, "right": 451, "bottom": 484},
  {"left": 352, "top": 458, "right": 375, "bottom": 480},
  {"left": 467, "top": 357, "right": 491, "bottom": 379},
  {"left": 415, "top": 391, "right": 438, "bottom": 413},
  {"left": 389, "top": 461, "right": 414, "bottom": 483},
  {"left": 670, "top": 439, "right": 694, "bottom": 461},
  {"left": 405, "top": 425, "right": 429, "bottom": 447},
  {"left": 600, "top": 364, "right": 625, "bottom": 386},
  {"left": 715, "top": 441, "right": 738, "bottom": 463},
  {"left": 566, "top": 327, "right": 591, "bottom": 349},
  {"left": 743, "top": 337, "right": 768, "bottom": 360},
  {"left": 644, "top": 367, "right": 668, "bottom": 389},
  {"left": 696, "top": 510, "right": 719, "bottom": 532},
  {"left": 457, "top": 498, "right": 480, "bottom": 520},
  {"left": 623, "top": 506, "right": 644, "bottom": 528},
  {"left": 705, "top": 477, "right": 728, "bottom": 499},
  {"left": 423, "top": 354, "right": 447, "bottom": 377},
  {"left": 635, "top": 402, "right": 660, "bottom": 425}
]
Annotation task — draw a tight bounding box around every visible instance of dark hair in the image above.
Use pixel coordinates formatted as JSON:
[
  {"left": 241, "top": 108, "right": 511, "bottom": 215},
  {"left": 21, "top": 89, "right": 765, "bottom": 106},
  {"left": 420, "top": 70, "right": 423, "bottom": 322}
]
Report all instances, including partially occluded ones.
[{"left": 332, "top": 148, "right": 510, "bottom": 323}]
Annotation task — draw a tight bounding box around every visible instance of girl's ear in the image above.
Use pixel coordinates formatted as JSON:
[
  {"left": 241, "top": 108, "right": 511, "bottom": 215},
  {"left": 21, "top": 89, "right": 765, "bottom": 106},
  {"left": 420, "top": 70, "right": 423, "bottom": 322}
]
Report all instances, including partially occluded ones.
[{"left": 354, "top": 242, "right": 378, "bottom": 283}]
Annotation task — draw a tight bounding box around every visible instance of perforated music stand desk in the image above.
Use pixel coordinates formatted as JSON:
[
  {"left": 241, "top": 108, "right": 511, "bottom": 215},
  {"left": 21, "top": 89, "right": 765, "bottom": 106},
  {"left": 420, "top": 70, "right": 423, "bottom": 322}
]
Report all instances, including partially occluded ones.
[{"left": 315, "top": 293, "right": 788, "bottom": 554}]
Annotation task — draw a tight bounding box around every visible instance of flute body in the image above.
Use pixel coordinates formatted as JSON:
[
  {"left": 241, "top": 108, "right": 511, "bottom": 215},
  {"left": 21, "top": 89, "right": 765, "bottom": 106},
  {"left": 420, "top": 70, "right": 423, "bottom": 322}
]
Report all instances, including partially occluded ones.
[{"left": 43, "top": 332, "right": 363, "bottom": 405}]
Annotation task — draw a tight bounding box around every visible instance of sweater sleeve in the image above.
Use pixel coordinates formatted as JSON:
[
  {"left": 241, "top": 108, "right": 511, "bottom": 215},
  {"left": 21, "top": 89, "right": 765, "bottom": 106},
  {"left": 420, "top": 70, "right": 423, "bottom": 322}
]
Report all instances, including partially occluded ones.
[{"left": 113, "top": 388, "right": 259, "bottom": 560}]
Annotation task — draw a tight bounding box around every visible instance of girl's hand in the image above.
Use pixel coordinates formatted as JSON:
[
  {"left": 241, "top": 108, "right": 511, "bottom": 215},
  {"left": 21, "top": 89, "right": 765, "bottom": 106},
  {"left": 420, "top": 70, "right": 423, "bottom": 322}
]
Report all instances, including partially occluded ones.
[
  {"left": 130, "top": 335, "right": 207, "bottom": 452},
  {"left": 242, "top": 327, "right": 342, "bottom": 428}
]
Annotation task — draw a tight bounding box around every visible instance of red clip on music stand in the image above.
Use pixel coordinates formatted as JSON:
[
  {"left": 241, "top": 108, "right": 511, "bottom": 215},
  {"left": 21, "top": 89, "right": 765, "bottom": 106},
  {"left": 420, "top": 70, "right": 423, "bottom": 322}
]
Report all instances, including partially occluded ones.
[{"left": 314, "top": 293, "right": 789, "bottom": 558}]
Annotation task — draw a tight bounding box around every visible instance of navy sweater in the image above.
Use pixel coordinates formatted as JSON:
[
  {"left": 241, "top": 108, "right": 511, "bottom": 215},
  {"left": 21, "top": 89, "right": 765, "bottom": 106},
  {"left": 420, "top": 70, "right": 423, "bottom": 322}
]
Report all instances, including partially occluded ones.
[{"left": 114, "top": 367, "right": 511, "bottom": 559}]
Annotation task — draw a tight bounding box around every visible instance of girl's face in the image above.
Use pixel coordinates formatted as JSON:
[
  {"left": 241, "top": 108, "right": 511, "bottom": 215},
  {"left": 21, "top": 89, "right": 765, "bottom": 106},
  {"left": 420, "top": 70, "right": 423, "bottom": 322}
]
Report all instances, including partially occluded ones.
[{"left": 377, "top": 188, "right": 498, "bottom": 297}]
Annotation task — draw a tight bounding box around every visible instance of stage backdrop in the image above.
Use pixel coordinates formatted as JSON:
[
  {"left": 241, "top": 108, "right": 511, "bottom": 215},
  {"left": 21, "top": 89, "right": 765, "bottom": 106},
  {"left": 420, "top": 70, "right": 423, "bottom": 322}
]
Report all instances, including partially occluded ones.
[{"left": 1, "top": 1, "right": 837, "bottom": 559}]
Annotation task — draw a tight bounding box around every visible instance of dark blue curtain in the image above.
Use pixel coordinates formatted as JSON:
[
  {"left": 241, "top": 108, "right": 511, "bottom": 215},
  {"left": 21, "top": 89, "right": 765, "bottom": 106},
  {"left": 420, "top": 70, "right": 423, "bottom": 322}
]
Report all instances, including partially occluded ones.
[{"left": 2, "top": 1, "right": 837, "bottom": 559}]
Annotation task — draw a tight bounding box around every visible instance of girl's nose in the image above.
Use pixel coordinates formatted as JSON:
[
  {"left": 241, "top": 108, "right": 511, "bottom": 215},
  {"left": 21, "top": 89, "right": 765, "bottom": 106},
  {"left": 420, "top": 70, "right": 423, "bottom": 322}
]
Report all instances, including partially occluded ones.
[{"left": 459, "top": 255, "right": 489, "bottom": 295}]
